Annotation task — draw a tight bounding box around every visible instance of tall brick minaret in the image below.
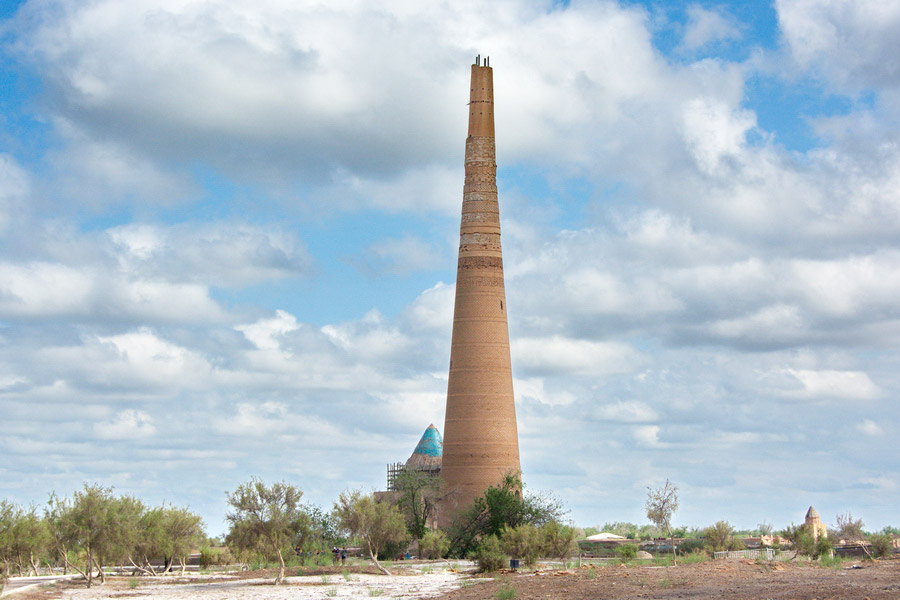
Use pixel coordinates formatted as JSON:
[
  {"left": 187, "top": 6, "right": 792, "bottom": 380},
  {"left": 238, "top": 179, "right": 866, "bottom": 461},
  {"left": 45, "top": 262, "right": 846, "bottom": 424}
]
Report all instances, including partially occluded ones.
[{"left": 441, "top": 56, "right": 521, "bottom": 517}]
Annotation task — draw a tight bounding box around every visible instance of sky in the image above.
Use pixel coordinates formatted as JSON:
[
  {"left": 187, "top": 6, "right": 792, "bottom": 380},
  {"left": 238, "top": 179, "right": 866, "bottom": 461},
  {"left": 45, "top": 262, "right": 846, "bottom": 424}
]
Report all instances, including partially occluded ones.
[{"left": 1, "top": 0, "right": 898, "bottom": 537}]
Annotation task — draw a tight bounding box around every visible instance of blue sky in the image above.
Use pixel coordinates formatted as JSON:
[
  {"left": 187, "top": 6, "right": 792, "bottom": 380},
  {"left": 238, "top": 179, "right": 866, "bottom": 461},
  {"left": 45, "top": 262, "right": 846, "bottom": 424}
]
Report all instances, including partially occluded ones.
[{"left": 1, "top": 0, "right": 899, "bottom": 537}]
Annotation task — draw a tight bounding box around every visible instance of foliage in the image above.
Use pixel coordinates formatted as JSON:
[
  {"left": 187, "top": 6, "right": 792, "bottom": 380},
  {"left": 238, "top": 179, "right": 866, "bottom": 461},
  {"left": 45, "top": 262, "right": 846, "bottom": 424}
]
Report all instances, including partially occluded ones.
[
  {"left": 420, "top": 529, "right": 450, "bottom": 559},
  {"left": 616, "top": 543, "right": 638, "bottom": 560},
  {"left": 869, "top": 534, "right": 892, "bottom": 559},
  {"left": 500, "top": 524, "right": 539, "bottom": 566},
  {"left": 472, "top": 535, "right": 507, "bottom": 573},
  {"left": 495, "top": 582, "right": 517, "bottom": 600},
  {"left": 391, "top": 468, "right": 442, "bottom": 543},
  {"left": 225, "top": 478, "right": 309, "bottom": 585},
  {"left": 537, "top": 521, "right": 577, "bottom": 561},
  {"left": 645, "top": 479, "right": 679, "bottom": 565},
  {"left": 780, "top": 523, "right": 820, "bottom": 558},
  {"left": 447, "top": 472, "right": 565, "bottom": 557},
  {"left": 815, "top": 535, "right": 833, "bottom": 559},
  {"left": 0, "top": 501, "right": 49, "bottom": 579},
  {"left": 676, "top": 539, "right": 706, "bottom": 556},
  {"left": 198, "top": 545, "right": 232, "bottom": 568},
  {"left": 703, "top": 520, "right": 743, "bottom": 553},
  {"left": 834, "top": 512, "right": 865, "bottom": 541},
  {"left": 332, "top": 490, "right": 407, "bottom": 575}
]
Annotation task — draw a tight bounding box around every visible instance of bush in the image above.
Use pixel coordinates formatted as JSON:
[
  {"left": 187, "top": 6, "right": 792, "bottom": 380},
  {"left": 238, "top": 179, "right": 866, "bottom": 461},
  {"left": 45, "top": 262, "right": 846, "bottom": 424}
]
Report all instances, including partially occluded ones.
[
  {"left": 815, "top": 536, "right": 833, "bottom": 559},
  {"left": 617, "top": 543, "right": 639, "bottom": 560},
  {"left": 501, "top": 524, "right": 539, "bottom": 566},
  {"left": 420, "top": 529, "right": 450, "bottom": 559},
  {"left": 676, "top": 539, "right": 706, "bottom": 556},
  {"left": 473, "top": 535, "right": 508, "bottom": 573},
  {"left": 538, "top": 521, "right": 577, "bottom": 561},
  {"left": 199, "top": 546, "right": 233, "bottom": 568},
  {"left": 870, "top": 534, "right": 892, "bottom": 559}
]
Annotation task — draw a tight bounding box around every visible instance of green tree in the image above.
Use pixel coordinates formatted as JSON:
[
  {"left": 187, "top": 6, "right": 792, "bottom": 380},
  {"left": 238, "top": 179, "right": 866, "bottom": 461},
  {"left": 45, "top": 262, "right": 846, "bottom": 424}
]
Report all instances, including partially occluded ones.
[
  {"left": 447, "top": 472, "right": 564, "bottom": 557},
  {"left": 225, "top": 479, "right": 309, "bottom": 584},
  {"left": 645, "top": 479, "right": 679, "bottom": 565},
  {"left": 158, "top": 506, "right": 205, "bottom": 573},
  {"left": 392, "top": 468, "right": 442, "bottom": 550},
  {"left": 333, "top": 490, "right": 407, "bottom": 575}
]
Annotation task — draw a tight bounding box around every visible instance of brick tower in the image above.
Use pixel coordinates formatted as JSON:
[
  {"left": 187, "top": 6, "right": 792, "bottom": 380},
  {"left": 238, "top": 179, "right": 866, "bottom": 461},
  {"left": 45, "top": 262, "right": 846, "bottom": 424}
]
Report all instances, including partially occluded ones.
[{"left": 441, "top": 56, "right": 521, "bottom": 517}]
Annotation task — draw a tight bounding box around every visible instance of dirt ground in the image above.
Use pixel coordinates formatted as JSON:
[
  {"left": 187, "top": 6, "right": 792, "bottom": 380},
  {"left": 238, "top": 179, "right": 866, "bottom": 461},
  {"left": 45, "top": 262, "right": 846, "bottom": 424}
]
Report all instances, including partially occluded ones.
[
  {"left": 7, "top": 558, "right": 900, "bottom": 600},
  {"left": 443, "top": 558, "right": 900, "bottom": 600}
]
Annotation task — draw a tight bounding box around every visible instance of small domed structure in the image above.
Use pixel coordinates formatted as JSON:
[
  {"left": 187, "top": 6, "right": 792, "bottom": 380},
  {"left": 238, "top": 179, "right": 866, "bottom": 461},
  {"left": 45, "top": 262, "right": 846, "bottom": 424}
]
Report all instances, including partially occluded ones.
[
  {"left": 405, "top": 424, "right": 442, "bottom": 471},
  {"left": 805, "top": 506, "right": 828, "bottom": 540}
]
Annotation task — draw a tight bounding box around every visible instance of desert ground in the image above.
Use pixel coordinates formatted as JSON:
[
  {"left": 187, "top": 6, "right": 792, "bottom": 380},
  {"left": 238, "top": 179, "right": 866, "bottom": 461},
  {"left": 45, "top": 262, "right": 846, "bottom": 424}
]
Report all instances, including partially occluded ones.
[{"left": 6, "top": 558, "right": 899, "bottom": 600}]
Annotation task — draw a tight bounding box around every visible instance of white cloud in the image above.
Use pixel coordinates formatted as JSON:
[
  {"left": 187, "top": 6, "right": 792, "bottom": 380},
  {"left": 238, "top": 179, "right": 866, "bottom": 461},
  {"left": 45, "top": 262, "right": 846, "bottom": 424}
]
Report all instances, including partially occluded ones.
[
  {"left": 783, "top": 369, "right": 882, "bottom": 400},
  {"left": 512, "top": 336, "right": 641, "bottom": 377},
  {"left": 776, "top": 0, "right": 900, "bottom": 92},
  {"left": 593, "top": 401, "right": 659, "bottom": 423},
  {"left": 94, "top": 410, "right": 156, "bottom": 440},
  {"left": 633, "top": 425, "right": 664, "bottom": 448},
  {"left": 856, "top": 419, "right": 883, "bottom": 437},
  {"left": 681, "top": 5, "right": 742, "bottom": 51}
]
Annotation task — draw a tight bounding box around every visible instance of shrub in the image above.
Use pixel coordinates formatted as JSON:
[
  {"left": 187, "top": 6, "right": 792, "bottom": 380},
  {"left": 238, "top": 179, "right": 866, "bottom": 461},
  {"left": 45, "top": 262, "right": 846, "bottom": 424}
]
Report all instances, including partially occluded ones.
[
  {"left": 473, "top": 535, "right": 508, "bottom": 573},
  {"left": 617, "top": 543, "right": 639, "bottom": 560},
  {"left": 870, "top": 534, "right": 892, "bottom": 559},
  {"left": 676, "top": 539, "right": 706, "bottom": 556},
  {"left": 501, "top": 524, "right": 539, "bottom": 566},
  {"left": 199, "top": 546, "right": 233, "bottom": 568},
  {"left": 815, "top": 536, "right": 833, "bottom": 559},
  {"left": 420, "top": 529, "right": 450, "bottom": 559}
]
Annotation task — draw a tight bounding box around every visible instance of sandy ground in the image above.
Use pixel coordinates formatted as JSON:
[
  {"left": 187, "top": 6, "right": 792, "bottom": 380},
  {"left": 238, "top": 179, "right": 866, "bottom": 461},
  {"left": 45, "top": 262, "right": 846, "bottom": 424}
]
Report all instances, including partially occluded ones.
[{"left": 7, "top": 563, "right": 475, "bottom": 600}]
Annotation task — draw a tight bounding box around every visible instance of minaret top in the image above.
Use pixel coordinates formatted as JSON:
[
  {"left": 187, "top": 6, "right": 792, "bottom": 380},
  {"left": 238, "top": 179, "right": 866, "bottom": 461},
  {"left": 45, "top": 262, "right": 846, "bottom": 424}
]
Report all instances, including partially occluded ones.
[{"left": 468, "top": 55, "right": 494, "bottom": 138}]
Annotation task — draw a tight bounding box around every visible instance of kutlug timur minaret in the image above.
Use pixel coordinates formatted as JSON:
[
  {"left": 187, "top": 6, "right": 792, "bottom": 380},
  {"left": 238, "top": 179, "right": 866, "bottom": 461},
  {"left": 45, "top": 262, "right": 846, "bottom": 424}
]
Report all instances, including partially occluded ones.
[{"left": 441, "top": 55, "right": 521, "bottom": 517}]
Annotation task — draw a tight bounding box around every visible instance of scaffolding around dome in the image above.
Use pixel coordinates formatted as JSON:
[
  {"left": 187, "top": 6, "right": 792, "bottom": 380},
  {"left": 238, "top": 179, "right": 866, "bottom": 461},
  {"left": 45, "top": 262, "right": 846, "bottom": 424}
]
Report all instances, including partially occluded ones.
[{"left": 386, "top": 424, "right": 443, "bottom": 491}]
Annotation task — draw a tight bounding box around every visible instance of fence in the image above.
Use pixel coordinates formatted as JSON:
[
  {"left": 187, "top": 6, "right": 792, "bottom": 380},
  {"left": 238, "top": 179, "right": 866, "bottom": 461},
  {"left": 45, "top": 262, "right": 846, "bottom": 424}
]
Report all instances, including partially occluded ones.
[{"left": 714, "top": 548, "right": 777, "bottom": 560}]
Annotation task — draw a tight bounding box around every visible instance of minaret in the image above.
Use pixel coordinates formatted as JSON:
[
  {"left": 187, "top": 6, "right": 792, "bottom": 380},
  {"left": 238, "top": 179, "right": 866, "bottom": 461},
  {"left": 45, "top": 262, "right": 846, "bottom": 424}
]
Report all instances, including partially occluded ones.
[{"left": 441, "top": 56, "right": 521, "bottom": 516}]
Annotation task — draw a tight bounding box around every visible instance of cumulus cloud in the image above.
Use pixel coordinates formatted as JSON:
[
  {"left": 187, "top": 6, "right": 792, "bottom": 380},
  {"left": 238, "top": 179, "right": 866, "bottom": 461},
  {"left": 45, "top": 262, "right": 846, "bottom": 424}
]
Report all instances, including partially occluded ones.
[
  {"left": 94, "top": 410, "right": 156, "bottom": 439},
  {"left": 681, "top": 5, "right": 743, "bottom": 51}
]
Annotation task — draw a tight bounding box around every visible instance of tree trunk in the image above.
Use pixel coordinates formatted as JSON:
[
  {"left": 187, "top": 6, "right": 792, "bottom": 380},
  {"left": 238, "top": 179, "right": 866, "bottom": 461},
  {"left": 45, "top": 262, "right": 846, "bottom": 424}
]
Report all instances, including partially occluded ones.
[
  {"left": 367, "top": 539, "right": 392, "bottom": 576},
  {"left": 93, "top": 557, "right": 105, "bottom": 584},
  {"left": 180, "top": 556, "right": 186, "bottom": 575},
  {"left": 86, "top": 546, "right": 93, "bottom": 588},
  {"left": 670, "top": 531, "right": 677, "bottom": 566},
  {"left": 275, "top": 550, "right": 285, "bottom": 585},
  {"left": 29, "top": 552, "right": 39, "bottom": 576}
]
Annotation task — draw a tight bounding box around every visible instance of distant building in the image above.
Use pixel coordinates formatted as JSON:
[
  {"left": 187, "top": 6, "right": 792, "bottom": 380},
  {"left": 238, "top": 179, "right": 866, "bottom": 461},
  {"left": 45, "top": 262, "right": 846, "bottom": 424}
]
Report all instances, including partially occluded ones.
[{"left": 805, "top": 506, "right": 828, "bottom": 540}]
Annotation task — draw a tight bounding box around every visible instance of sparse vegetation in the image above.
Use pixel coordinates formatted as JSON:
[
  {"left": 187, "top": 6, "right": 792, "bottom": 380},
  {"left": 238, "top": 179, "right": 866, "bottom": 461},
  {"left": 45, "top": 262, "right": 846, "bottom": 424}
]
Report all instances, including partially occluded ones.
[
  {"left": 473, "top": 535, "right": 507, "bottom": 573},
  {"left": 645, "top": 479, "right": 679, "bottom": 566}
]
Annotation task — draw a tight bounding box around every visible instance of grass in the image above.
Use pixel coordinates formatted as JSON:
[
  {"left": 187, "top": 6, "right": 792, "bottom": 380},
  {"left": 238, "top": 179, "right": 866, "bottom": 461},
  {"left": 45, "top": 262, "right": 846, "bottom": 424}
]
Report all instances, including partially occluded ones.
[
  {"left": 367, "top": 589, "right": 384, "bottom": 597},
  {"left": 679, "top": 551, "right": 710, "bottom": 564},
  {"left": 819, "top": 555, "right": 853, "bottom": 569},
  {"left": 342, "top": 569, "right": 351, "bottom": 581},
  {"left": 321, "top": 574, "right": 330, "bottom": 584},
  {"left": 325, "top": 587, "right": 338, "bottom": 597},
  {"left": 128, "top": 578, "right": 140, "bottom": 590},
  {"left": 495, "top": 583, "right": 517, "bottom": 600},
  {"left": 419, "top": 565, "right": 433, "bottom": 574}
]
